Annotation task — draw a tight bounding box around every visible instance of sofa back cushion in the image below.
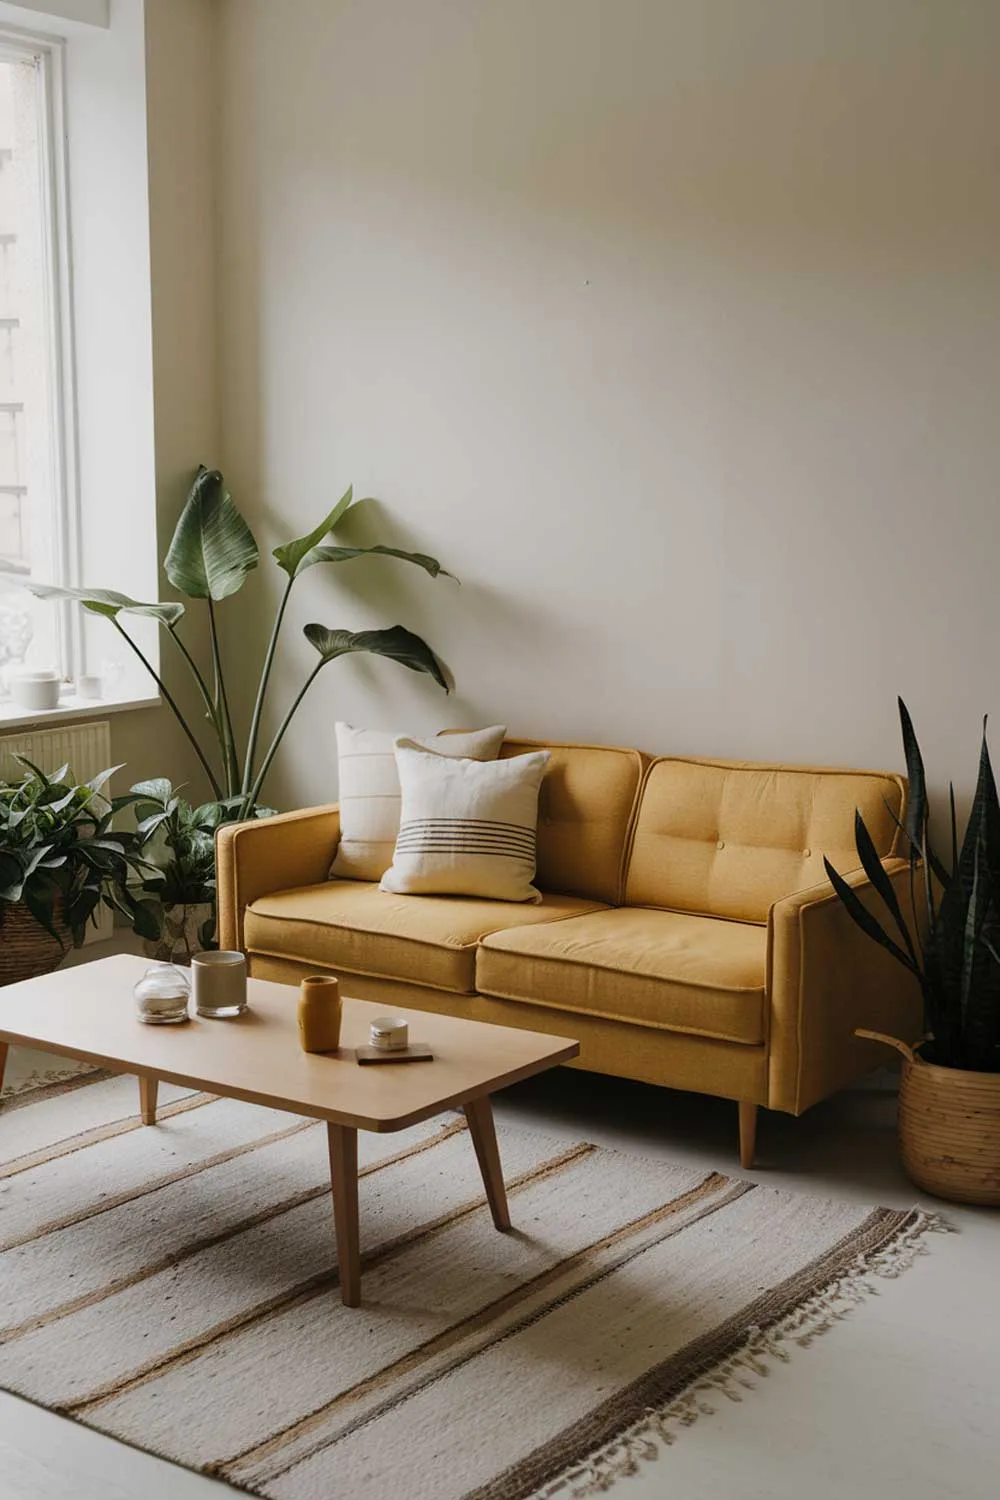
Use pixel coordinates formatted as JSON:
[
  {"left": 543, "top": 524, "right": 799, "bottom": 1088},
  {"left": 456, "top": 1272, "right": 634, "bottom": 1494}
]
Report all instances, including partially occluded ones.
[
  {"left": 625, "top": 757, "right": 906, "bottom": 924},
  {"left": 499, "top": 739, "right": 645, "bottom": 904}
]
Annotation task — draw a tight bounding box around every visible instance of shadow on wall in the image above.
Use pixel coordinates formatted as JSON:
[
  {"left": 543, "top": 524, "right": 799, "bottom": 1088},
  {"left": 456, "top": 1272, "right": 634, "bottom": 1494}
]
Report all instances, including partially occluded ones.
[{"left": 248, "top": 492, "right": 582, "bottom": 738}]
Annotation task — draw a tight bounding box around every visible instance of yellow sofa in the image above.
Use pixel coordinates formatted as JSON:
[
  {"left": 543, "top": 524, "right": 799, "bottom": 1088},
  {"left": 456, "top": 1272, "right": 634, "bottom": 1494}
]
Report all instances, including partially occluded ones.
[{"left": 216, "top": 739, "right": 922, "bottom": 1165}]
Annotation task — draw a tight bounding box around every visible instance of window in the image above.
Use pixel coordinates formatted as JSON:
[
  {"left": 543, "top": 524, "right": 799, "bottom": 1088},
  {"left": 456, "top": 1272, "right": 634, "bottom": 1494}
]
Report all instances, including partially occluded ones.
[{"left": 0, "top": 34, "right": 76, "bottom": 687}]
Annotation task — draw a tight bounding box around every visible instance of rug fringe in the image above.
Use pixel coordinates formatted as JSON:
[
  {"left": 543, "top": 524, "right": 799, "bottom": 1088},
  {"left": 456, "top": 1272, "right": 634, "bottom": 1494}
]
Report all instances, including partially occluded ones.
[{"left": 534, "top": 1208, "right": 949, "bottom": 1499}]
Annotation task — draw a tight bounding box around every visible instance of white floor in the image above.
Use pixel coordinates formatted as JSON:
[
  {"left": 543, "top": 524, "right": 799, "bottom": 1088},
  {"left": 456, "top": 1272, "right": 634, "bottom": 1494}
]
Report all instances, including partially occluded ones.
[{"left": 1, "top": 1018, "right": 997, "bottom": 1499}]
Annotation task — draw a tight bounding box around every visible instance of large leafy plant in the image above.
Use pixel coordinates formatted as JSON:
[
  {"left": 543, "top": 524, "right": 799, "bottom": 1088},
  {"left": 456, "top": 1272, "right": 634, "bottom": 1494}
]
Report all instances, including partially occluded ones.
[
  {"left": 27, "top": 470, "right": 451, "bottom": 815},
  {"left": 825, "top": 698, "right": 1000, "bottom": 1073},
  {"left": 0, "top": 757, "right": 158, "bottom": 946},
  {"left": 129, "top": 778, "right": 274, "bottom": 949}
]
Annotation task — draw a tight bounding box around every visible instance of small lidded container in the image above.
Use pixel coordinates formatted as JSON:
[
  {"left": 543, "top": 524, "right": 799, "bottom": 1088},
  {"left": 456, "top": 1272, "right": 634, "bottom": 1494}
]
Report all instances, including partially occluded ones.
[
  {"left": 134, "top": 962, "right": 190, "bottom": 1025},
  {"left": 369, "top": 1015, "right": 409, "bottom": 1052}
]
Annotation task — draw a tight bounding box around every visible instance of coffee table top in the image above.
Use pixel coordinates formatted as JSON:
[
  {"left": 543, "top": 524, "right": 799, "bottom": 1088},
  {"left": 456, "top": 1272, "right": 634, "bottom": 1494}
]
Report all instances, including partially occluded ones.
[{"left": 0, "top": 953, "right": 579, "bottom": 1131}]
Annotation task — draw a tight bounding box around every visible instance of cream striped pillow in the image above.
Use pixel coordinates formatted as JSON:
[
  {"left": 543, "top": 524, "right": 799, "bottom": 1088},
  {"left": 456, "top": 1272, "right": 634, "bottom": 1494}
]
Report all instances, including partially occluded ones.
[
  {"left": 330, "top": 722, "right": 507, "bottom": 882},
  {"left": 380, "top": 740, "right": 550, "bottom": 903}
]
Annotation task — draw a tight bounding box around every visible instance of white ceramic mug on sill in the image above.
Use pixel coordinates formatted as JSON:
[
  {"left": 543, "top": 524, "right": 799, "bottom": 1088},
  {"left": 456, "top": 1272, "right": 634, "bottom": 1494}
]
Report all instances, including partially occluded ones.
[
  {"left": 192, "top": 950, "right": 248, "bottom": 1018},
  {"left": 8, "top": 667, "right": 61, "bottom": 711}
]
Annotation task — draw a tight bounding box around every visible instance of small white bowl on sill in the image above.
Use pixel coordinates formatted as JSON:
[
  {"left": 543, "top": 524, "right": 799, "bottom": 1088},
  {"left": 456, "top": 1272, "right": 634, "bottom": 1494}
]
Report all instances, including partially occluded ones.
[{"left": 8, "top": 668, "right": 62, "bottom": 712}]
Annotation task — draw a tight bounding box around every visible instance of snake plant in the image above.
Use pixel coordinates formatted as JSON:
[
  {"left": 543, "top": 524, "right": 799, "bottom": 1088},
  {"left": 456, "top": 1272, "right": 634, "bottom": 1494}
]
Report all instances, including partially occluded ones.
[
  {"left": 24, "top": 470, "right": 452, "bottom": 816},
  {"left": 825, "top": 698, "right": 1000, "bottom": 1073}
]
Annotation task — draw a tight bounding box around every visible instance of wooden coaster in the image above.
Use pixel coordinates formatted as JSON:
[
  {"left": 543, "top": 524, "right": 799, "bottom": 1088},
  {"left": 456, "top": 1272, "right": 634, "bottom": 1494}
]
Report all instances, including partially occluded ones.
[{"left": 355, "top": 1043, "right": 434, "bottom": 1065}]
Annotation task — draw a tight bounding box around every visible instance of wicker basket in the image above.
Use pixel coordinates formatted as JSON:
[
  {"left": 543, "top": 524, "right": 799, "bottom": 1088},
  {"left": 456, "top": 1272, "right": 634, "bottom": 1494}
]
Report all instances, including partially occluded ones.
[
  {"left": 0, "top": 899, "right": 71, "bottom": 987},
  {"left": 859, "top": 1027, "right": 1000, "bottom": 1206}
]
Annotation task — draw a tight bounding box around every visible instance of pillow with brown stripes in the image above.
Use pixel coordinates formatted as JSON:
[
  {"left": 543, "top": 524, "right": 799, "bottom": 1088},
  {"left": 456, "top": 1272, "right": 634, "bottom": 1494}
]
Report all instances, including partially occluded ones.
[
  {"left": 380, "top": 740, "right": 550, "bottom": 903},
  {"left": 330, "top": 721, "right": 507, "bottom": 882}
]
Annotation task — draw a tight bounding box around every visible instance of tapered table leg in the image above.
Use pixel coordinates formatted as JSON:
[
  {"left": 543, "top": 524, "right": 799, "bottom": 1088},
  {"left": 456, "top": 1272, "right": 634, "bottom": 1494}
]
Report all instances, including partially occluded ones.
[
  {"left": 464, "top": 1094, "right": 511, "bottom": 1231},
  {"left": 0, "top": 1041, "right": 8, "bottom": 1094},
  {"left": 139, "top": 1075, "right": 158, "bottom": 1125},
  {"left": 327, "top": 1123, "right": 361, "bottom": 1306}
]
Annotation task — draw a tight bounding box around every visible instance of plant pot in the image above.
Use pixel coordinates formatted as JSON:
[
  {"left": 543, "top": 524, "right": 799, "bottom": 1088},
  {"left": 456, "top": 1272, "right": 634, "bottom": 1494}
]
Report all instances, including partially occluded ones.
[
  {"left": 142, "top": 902, "right": 214, "bottom": 965},
  {"left": 898, "top": 1050, "right": 1000, "bottom": 1207},
  {"left": 0, "top": 899, "right": 71, "bottom": 986}
]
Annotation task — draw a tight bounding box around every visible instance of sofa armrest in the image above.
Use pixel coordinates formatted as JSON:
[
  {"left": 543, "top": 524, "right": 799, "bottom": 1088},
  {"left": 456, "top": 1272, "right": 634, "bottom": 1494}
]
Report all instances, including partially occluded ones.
[
  {"left": 216, "top": 805, "right": 341, "bottom": 954},
  {"left": 766, "top": 857, "right": 923, "bottom": 1115}
]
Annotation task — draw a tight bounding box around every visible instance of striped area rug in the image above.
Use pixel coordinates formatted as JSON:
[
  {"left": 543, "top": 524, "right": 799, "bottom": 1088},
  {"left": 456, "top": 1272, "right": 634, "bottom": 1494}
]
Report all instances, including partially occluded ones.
[{"left": 0, "top": 1070, "right": 937, "bottom": 1499}]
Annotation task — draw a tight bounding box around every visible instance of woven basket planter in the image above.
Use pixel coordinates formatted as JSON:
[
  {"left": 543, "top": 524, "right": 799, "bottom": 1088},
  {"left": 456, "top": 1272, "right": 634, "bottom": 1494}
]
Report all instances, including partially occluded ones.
[
  {"left": 898, "top": 1051, "right": 1000, "bottom": 1207},
  {"left": 0, "top": 899, "right": 71, "bottom": 988},
  {"left": 859, "top": 1027, "right": 1000, "bottom": 1206}
]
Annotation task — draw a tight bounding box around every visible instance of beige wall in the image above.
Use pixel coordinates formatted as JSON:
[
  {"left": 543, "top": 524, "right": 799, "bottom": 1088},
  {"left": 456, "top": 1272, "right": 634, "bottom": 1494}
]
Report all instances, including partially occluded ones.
[
  {"left": 216, "top": 0, "right": 1000, "bottom": 812},
  {"left": 113, "top": 0, "right": 220, "bottom": 797}
]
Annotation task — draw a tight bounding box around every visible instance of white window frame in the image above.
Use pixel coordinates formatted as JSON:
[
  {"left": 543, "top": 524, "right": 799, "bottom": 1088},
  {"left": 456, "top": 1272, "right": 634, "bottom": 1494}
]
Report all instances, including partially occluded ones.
[{"left": 0, "top": 24, "right": 81, "bottom": 682}]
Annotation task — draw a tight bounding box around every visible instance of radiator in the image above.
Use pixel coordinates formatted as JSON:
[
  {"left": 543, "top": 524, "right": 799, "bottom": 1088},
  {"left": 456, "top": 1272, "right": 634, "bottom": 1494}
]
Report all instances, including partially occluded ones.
[{"left": 0, "top": 719, "right": 114, "bottom": 942}]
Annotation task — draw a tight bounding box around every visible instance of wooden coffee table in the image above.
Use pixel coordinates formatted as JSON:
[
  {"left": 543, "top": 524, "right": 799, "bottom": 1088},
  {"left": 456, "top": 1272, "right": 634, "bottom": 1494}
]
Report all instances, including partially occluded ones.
[{"left": 0, "top": 953, "right": 578, "bottom": 1306}]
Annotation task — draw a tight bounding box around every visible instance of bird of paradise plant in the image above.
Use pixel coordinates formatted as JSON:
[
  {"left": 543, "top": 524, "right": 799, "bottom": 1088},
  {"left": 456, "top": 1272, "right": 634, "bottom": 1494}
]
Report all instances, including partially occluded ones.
[{"left": 26, "top": 468, "right": 452, "bottom": 819}]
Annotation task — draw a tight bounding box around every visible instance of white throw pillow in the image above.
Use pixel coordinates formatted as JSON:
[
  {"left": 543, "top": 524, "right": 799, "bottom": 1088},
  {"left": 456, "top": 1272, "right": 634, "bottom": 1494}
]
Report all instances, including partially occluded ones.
[
  {"left": 330, "top": 722, "right": 507, "bottom": 882},
  {"left": 380, "top": 740, "right": 551, "bottom": 903}
]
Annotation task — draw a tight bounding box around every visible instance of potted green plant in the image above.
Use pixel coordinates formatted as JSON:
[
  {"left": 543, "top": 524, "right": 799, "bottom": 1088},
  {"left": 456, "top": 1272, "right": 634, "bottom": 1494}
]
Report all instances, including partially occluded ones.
[
  {"left": 825, "top": 699, "right": 1000, "bottom": 1205},
  {"left": 0, "top": 757, "right": 158, "bottom": 985},
  {"left": 130, "top": 779, "right": 273, "bottom": 961},
  {"left": 25, "top": 469, "right": 452, "bottom": 815}
]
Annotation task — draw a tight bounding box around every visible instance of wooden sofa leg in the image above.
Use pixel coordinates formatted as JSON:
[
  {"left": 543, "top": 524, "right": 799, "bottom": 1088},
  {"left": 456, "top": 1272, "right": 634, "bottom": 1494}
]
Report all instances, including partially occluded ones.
[{"left": 738, "top": 1102, "right": 758, "bottom": 1169}]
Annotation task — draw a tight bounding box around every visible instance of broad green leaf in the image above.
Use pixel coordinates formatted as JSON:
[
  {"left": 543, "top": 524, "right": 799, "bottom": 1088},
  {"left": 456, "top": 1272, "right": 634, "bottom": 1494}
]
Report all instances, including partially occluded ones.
[
  {"left": 136, "top": 810, "right": 171, "bottom": 838},
  {"left": 86, "top": 766, "right": 124, "bottom": 796},
  {"left": 12, "top": 753, "right": 49, "bottom": 784},
  {"left": 0, "top": 850, "right": 24, "bottom": 902},
  {"left": 68, "top": 886, "right": 102, "bottom": 944},
  {"left": 22, "top": 875, "right": 66, "bottom": 947},
  {"left": 129, "top": 778, "right": 174, "bottom": 805},
  {"left": 23, "top": 582, "right": 184, "bottom": 627},
  {"left": 294, "top": 543, "right": 454, "bottom": 581},
  {"left": 126, "top": 895, "right": 162, "bottom": 943},
  {"left": 303, "top": 623, "right": 448, "bottom": 691},
  {"left": 272, "top": 486, "right": 355, "bottom": 578},
  {"left": 165, "top": 467, "right": 259, "bottom": 601}
]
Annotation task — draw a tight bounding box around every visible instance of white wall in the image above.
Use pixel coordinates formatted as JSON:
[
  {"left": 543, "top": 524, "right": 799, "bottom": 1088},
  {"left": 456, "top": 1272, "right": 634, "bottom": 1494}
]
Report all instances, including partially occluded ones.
[
  {"left": 217, "top": 0, "right": 1000, "bottom": 812},
  {"left": 110, "top": 0, "right": 218, "bottom": 793}
]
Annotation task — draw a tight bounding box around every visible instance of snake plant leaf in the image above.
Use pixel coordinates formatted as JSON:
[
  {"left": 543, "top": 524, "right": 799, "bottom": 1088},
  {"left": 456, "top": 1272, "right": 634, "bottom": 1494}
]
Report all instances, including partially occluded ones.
[
  {"left": 22, "top": 582, "right": 185, "bottom": 627},
  {"left": 303, "top": 623, "right": 448, "bottom": 691},
  {"left": 853, "top": 810, "right": 919, "bottom": 965},
  {"left": 823, "top": 856, "right": 919, "bottom": 976},
  {"left": 293, "top": 543, "right": 454, "bottom": 581},
  {"left": 882, "top": 794, "right": 950, "bottom": 890},
  {"left": 898, "top": 697, "right": 928, "bottom": 852},
  {"left": 165, "top": 467, "right": 259, "bottom": 601},
  {"left": 272, "top": 486, "right": 355, "bottom": 579}
]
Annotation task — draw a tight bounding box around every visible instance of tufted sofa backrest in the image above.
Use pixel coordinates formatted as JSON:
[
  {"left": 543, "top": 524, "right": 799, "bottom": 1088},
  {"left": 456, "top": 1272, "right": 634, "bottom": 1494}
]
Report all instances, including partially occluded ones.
[
  {"left": 624, "top": 757, "right": 907, "bottom": 924},
  {"left": 499, "top": 739, "right": 646, "bottom": 905}
]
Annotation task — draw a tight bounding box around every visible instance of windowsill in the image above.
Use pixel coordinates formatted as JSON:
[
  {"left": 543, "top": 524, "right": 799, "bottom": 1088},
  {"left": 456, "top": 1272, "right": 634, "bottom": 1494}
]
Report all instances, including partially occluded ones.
[{"left": 0, "top": 691, "right": 161, "bottom": 730}]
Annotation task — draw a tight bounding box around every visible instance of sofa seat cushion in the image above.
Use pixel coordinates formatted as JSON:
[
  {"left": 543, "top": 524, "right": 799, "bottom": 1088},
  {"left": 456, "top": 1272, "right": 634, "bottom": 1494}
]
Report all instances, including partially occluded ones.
[
  {"left": 477, "top": 907, "right": 767, "bottom": 1044},
  {"left": 245, "top": 879, "right": 608, "bottom": 995}
]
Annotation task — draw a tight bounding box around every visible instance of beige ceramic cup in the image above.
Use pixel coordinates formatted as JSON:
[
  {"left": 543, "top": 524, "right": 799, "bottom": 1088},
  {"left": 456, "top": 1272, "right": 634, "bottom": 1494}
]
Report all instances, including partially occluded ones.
[{"left": 192, "top": 950, "right": 247, "bottom": 1018}]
